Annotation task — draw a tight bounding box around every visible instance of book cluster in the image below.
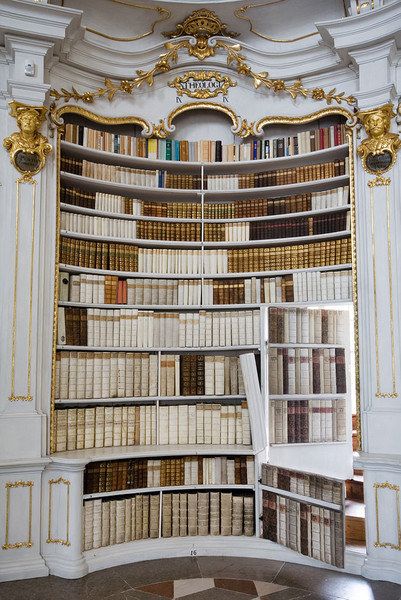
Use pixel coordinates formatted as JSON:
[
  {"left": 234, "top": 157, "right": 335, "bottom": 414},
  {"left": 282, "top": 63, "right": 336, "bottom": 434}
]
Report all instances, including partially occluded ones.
[
  {"left": 55, "top": 401, "right": 251, "bottom": 451},
  {"left": 268, "top": 308, "right": 346, "bottom": 344},
  {"left": 83, "top": 491, "right": 255, "bottom": 550},
  {"left": 60, "top": 237, "right": 352, "bottom": 273},
  {"left": 61, "top": 186, "right": 349, "bottom": 218},
  {"left": 55, "top": 353, "right": 244, "bottom": 400},
  {"left": 268, "top": 348, "right": 346, "bottom": 394},
  {"left": 60, "top": 270, "right": 352, "bottom": 306},
  {"left": 261, "top": 465, "right": 344, "bottom": 567},
  {"left": 64, "top": 123, "right": 346, "bottom": 161},
  {"left": 269, "top": 398, "right": 346, "bottom": 444},
  {"left": 58, "top": 307, "right": 260, "bottom": 348},
  {"left": 62, "top": 156, "right": 347, "bottom": 189},
  {"left": 84, "top": 455, "right": 255, "bottom": 493}
]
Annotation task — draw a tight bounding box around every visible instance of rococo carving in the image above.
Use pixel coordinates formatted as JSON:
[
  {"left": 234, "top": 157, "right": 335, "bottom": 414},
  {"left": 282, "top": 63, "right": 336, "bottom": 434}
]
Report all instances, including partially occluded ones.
[
  {"left": 163, "top": 9, "right": 239, "bottom": 60},
  {"left": 3, "top": 101, "right": 52, "bottom": 181},
  {"left": 357, "top": 103, "right": 401, "bottom": 175}
]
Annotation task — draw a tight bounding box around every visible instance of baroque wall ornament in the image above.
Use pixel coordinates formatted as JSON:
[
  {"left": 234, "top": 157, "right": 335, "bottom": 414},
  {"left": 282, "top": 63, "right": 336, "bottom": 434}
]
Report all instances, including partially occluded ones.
[
  {"left": 168, "top": 71, "right": 237, "bottom": 99},
  {"left": 50, "top": 10, "right": 357, "bottom": 112},
  {"left": 357, "top": 103, "right": 401, "bottom": 175},
  {"left": 163, "top": 9, "right": 239, "bottom": 60},
  {"left": 3, "top": 102, "right": 52, "bottom": 182}
]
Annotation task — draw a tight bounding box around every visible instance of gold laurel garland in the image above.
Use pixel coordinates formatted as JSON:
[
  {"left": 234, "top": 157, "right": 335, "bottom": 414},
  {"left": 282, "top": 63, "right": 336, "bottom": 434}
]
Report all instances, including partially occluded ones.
[{"left": 50, "top": 39, "right": 357, "bottom": 110}]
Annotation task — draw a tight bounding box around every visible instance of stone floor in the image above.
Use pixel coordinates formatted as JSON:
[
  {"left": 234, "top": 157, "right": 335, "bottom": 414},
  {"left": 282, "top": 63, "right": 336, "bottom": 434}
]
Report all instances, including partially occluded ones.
[{"left": 1, "top": 557, "right": 401, "bottom": 600}]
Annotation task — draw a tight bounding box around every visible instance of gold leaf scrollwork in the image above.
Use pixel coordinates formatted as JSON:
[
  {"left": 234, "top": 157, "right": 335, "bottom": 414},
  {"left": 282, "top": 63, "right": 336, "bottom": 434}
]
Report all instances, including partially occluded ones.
[
  {"left": 168, "top": 71, "right": 237, "bottom": 99},
  {"left": 3, "top": 102, "right": 52, "bottom": 182}
]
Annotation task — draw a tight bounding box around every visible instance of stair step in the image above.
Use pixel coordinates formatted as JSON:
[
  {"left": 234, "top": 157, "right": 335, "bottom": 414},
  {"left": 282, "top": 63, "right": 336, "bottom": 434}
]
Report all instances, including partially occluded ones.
[
  {"left": 345, "top": 499, "right": 365, "bottom": 518},
  {"left": 346, "top": 479, "right": 364, "bottom": 502}
]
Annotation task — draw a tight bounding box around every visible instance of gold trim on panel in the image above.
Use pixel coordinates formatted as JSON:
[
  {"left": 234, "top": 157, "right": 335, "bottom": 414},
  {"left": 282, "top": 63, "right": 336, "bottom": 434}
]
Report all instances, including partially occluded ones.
[
  {"left": 256, "top": 107, "right": 355, "bottom": 131},
  {"left": 9, "top": 178, "right": 37, "bottom": 402},
  {"left": 166, "top": 101, "right": 239, "bottom": 130},
  {"left": 369, "top": 177, "right": 398, "bottom": 398},
  {"left": 374, "top": 481, "right": 401, "bottom": 550},
  {"left": 86, "top": 2, "right": 171, "bottom": 42},
  {"left": 348, "top": 129, "right": 361, "bottom": 450},
  {"left": 234, "top": 1, "right": 319, "bottom": 43},
  {"left": 2, "top": 481, "right": 33, "bottom": 550},
  {"left": 47, "top": 477, "right": 71, "bottom": 546},
  {"left": 51, "top": 105, "right": 152, "bottom": 134}
]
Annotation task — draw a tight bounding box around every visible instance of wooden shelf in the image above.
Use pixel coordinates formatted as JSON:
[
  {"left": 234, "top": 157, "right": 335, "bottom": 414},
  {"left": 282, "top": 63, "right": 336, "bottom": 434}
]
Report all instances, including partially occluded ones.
[
  {"left": 57, "top": 345, "right": 260, "bottom": 353},
  {"left": 61, "top": 140, "right": 348, "bottom": 173},
  {"left": 55, "top": 394, "right": 246, "bottom": 406},
  {"left": 58, "top": 300, "right": 351, "bottom": 311},
  {"left": 83, "top": 483, "right": 255, "bottom": 500},
  {"left": 260, "top": 483, "right": 342, "bottom": 511},
  {"left": 51, "top": 444, "right": 255, "bottom": 464},
  {"left": 269, "top": 394, "right": 347, "bottom": 401},
  {"left": 59, "top": 263, "right": 352, "bottom": 281}
]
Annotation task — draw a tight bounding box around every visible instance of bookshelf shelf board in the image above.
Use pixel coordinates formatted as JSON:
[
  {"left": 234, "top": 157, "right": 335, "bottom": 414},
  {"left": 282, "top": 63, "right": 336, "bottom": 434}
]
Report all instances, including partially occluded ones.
[
  {"left": 203, "top": 176, "right": 350, "bottom": 201},
  {"left": 269, "top": 394, "right": 348, "bottom": 401},
  {"left": 60, "top": 230, "right": 203, "bottom": 249},
  {"left": 59, "top": 263, "right": 352, "bottom": 280},
  {"left": 55, "top": 394, "right": 246, "bottom": 406},
  {"left": 259, "top": 484, "right": 342, "bottom": 511},
  {"left": 269, "top": 441, "right": 347, "bottom": 448},
  {"left": 51, "top": 444, "right": 255, "bottom": 464},
  {"left": 61, "top": 140, "right": 348, "bottom": 174},
  {"left": 60, "top": 229, "right": 350, "bottom": 250},
  {"left": 60, "top": 201, "right": 349, "bottom": 224},
  {"left": 61, "top": 172, "right": 349, "bottom": 202},
  {"left": 61, "top": 140, "right": 203, "bottom": 172},
  {"left": 267, "top": 300, "right": 352, "bottom": 308},
  {"left": 61, "top": 172, "right": 202, "bottom": 201},
  {"left": 58, "top": 302, "right": 262, "bottom": 311},
  {"left": 268, "top": 342, "right": 345, "bottom": 349},
  {"left": 60, "top": 203, "right": 202, "bottom": 224},
  {"left": 83, "top": 483, "right": 255, "bottom": 500},
  {"left": 203, "top": 231, "right": 351, "bottom": 249},
  {"left": 57, "top": 345, "right": 259, "bottom": 353}
]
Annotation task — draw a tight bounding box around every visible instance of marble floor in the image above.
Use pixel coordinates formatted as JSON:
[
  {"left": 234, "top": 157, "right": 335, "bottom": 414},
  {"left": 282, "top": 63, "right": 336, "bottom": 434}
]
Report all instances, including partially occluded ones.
[{"left": 0, "top": 557, "right": 401, "bottom": 600}]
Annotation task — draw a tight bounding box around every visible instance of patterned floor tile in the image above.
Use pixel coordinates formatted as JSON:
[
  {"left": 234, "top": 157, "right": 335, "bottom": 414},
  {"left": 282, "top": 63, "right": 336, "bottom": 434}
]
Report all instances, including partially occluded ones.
[
  {"left": 137, "top": 581, "right": 174, "bottom": 598},
  {"left": 174, "top": 579, "right": 215, "bottom": 598},
  {"left": 215, "top": 578, "right": 258, "bottom": 595}
]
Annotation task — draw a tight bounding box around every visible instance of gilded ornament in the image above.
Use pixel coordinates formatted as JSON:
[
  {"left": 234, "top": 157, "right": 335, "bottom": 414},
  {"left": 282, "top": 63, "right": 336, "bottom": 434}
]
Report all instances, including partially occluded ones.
[
  {"left": 357, "top": 104, "right": 401, "bottom": 175},
  {"left": 163, "top": 9, "right": 239, "bottom": 60},
  {"left": 168, "top": 71, "right": 237, "bottom": 99},
  {"left": 3, "top": 102, "right": 52, "bottom": 181}
]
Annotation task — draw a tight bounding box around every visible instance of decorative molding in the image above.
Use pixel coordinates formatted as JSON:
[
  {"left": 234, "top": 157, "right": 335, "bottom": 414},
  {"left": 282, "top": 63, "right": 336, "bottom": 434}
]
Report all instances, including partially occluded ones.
[
  {"left": 357, "top": 103, "right": 401, "bottom": 175},
  {"left": 85, "top": 2, "right": 171, "bottom": 43},
  {"left": 9, "top": 178, "right": 37, "bottom": 402},
  {"left": 256, "top": 107, "right": 356, "bottom": 131},
  {"left": 234, "top": 1, "right": 319, "bottom": 44},
  {"left": 2, "top": 481, "right": 33, "bottom": 550},
  {"left": 47, "top": 477, "right": 71, "bottom": 546},
  {"left": 50, "top": 27, "right": 357, "bottom": 109},
  {"left": 168, "top": 71, "right": 237, "bottom": 99},
  {"left": 163, "top": 9, "right": 238, "bottom": 60},
  {"left": 3, "top": 102, "right": 52, "bottom": 182},
  {"left": 374, "top": 481, "right": 401, "bottom": 550},
  {"left": 368, "top": 177, "right": 398, "bottom": 399}
]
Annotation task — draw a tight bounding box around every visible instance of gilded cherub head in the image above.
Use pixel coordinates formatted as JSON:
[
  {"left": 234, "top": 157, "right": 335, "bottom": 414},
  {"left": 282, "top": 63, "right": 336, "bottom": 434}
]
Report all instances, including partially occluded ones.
[{"left": 358, "top": 103, "right": 395, "bottom": 139}]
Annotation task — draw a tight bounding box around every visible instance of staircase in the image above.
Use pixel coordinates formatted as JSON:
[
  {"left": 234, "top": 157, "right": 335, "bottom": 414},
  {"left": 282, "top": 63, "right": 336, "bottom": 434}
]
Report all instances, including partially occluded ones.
[{"left": 345, "top": 415, "right": 366, "bottom": 548}]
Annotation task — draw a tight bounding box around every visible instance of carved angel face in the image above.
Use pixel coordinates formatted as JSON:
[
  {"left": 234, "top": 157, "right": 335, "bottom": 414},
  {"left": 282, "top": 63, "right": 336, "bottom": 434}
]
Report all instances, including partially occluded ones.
[
  {"left": 17, "top": 110, "right": 40, "bottom": 134},
  {"left": 365, "top": 113, "right": 387, "bottom": 138}
]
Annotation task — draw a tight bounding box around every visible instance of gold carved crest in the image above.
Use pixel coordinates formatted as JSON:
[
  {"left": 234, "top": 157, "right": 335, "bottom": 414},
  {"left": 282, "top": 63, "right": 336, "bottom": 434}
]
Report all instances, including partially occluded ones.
[{"left": 168, "top": 71, "right": 237, "bottom": 99}]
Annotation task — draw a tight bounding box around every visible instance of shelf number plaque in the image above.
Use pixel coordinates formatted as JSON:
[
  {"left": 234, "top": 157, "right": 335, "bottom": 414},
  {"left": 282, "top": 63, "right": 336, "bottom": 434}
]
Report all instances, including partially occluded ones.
[{"left": 169, "top": 71, "right": 237, "bottom": 100}]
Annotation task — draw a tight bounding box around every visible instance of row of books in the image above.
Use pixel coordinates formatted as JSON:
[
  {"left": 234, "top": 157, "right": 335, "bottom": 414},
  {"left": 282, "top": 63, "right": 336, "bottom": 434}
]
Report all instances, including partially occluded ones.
[
  {"left": 268, "top": 308, "right": 346, "bottom": 344},
  {"left": 205, "top": 160, "right": 348, "bottom": 190},
  {"left": 60, "top": 237, "right": 352, "bottom": 274},
  {"left": 61, "top": 187, "right": 349, "bottom": 217},
  {"left": 62, "top": 156, "right": 348, "bottom": 189},
  {"left": 268, "top": 348, "right": 347, "bottom": 395},
  {"left": 269, "top": 398, "right": 346, "bottom": 444},
  {"left": 83, "top": 493, "right": 159, "bottom": 549},
  {"left": 55, "top": 402, "right": 251, "bottom": 451},
  {"left": 262, "top": 491, "right": 344, "bottom": 567},
  {"left": 58, "top": 307, "right": 260, "bottom": 348},
  {"left": 63, "top": 123, "right": 346, "bottom": 161},
  {"left": 83, "top": 491, "right": 255, "bottom": 551},
  {"left": 55, "top": 353, "right": 245, "bottom": 401},
  {"left": 84, "top": 455, "right": 255, "bottom": 493},
  {"left": 261, "top": 464, "right": 343, "bottom": 504},
  {"left": 59, "top": 270, "right": 352, "bottom": 306},
  {"left": 61, "top": 212, "right": 138, "bottom": 240}
]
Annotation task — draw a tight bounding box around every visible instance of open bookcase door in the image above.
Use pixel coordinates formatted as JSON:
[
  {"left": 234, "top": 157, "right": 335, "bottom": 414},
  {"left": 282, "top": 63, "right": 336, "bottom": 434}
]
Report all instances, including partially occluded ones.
[
  {"left": 240, "top": 353, "right": 266, "bottom": 454},
  {"left": 260, "top": 463, "right": 346, "bottom": 568}
]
